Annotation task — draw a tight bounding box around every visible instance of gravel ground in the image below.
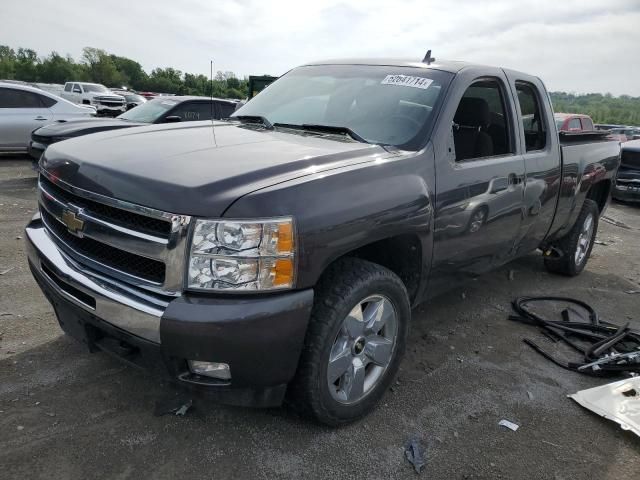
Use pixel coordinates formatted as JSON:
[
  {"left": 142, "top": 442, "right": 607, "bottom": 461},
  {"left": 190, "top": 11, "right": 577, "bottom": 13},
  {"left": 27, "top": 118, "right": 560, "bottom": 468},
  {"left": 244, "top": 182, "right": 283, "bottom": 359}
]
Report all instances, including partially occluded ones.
[{"left": 1, "top": 156, "right": 639, "bottom": 479}]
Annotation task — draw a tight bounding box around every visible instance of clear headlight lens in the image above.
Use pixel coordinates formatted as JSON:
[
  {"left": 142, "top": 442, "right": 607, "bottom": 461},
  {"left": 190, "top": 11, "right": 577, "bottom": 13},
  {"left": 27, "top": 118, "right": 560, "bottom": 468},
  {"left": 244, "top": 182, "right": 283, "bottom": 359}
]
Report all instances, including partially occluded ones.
[{"left": 187, "top": 218, "right": 295, "bottom": 291}]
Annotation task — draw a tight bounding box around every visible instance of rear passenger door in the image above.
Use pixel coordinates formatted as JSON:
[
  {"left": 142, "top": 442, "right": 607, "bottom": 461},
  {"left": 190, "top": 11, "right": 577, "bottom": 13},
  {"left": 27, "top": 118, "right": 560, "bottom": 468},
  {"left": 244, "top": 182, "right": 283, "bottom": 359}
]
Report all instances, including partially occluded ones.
[
  {"left": 508, "top": 76, "right": 561, "bottom": 253},
  {"left": 0, "top": 87, "right": 53, "bottom": 151},
  {"left": 430, "top": 67, "right": 525, "bottom": 292}
]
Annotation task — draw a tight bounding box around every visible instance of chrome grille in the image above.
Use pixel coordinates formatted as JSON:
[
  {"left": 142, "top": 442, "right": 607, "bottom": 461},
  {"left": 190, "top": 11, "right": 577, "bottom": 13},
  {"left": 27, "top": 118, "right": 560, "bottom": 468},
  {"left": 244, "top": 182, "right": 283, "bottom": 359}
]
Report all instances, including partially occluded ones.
[{"left": 37, "top": 170, "right": 191, "bottom": 295}]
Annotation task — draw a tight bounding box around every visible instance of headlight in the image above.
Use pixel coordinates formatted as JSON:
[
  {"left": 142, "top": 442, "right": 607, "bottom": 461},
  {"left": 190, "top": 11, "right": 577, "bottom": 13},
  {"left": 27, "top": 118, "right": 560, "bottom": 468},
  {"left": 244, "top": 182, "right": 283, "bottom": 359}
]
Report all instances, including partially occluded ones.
[{"left": 187, "top": 217, "right": 295, "bottom": 291}]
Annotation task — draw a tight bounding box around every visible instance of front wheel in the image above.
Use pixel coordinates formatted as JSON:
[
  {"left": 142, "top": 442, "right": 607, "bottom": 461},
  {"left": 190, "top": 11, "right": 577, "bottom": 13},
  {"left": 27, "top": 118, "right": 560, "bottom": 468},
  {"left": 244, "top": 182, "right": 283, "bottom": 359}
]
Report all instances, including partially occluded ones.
[
  {"left": 288, "top": 258, "right": 410, "bottom": 426},
  {"left": 544, "top": 199, "right": 599, "bottom": 276}
]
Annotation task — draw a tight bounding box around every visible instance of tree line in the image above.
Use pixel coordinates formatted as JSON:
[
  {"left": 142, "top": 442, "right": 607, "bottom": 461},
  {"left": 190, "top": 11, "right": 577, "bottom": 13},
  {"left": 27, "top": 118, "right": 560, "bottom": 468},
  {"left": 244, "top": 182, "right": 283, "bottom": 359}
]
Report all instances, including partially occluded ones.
[
  {"left": 1, "top": 45, "right": 639, "bottom": 125},
  {"left": 0, "top": 46, "right": 249, "bottom": 99}
]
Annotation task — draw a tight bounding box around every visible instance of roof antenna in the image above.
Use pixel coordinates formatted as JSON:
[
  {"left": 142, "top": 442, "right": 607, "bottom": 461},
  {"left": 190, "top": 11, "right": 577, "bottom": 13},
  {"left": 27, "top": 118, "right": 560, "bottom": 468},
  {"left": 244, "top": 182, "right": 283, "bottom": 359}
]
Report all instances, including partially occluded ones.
[
  {"left": 210, "top": 59, "right": 217, "bottom": 145},
  {"left": 422, "top": 50, "right": 436, "bottom": 65}
]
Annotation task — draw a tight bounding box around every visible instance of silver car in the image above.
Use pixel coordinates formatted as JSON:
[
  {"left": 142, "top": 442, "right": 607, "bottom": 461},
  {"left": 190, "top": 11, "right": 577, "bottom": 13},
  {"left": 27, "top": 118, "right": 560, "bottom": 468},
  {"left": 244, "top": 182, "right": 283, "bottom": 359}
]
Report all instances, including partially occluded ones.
[{"left": 0, "top": 82, "right": 96, "bottom": 154}]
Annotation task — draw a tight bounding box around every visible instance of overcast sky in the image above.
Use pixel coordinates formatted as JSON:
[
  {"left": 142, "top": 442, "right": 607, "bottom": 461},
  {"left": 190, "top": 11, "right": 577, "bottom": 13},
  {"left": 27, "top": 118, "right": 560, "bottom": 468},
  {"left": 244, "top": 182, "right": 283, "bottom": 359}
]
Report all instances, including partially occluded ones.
[{"left": 3, "top": 0, "right": 640, "bottom": 95}]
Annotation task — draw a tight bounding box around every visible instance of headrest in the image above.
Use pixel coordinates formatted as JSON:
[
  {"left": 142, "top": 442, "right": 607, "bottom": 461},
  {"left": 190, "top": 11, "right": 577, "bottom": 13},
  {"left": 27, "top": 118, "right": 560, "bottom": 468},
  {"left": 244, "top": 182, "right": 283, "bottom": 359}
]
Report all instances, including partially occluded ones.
[{"left": 454, "top": 97, "right": 490, "bottom": 128}]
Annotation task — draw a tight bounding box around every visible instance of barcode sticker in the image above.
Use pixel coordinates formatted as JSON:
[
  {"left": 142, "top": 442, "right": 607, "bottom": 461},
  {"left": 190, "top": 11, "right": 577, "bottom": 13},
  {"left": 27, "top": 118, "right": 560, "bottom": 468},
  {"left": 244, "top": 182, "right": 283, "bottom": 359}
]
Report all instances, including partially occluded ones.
[{"left": 381, "top": 75, "right": 433, "bottom": 89}]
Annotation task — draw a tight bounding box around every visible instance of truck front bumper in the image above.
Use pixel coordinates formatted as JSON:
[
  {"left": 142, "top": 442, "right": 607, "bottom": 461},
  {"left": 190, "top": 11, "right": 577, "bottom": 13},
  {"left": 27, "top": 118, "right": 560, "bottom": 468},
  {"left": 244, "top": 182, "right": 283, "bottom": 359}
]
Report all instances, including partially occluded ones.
[{"left": 26, "top": 218, "right": 314, "bottom": 407}]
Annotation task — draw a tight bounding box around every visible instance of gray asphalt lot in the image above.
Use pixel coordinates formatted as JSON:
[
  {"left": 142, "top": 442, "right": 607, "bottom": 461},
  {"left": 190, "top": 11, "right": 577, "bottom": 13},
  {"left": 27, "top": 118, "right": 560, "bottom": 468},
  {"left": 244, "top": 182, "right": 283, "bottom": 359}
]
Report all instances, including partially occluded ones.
[{"left": 1, "top": 156, "right": 639, "bottom": 479}]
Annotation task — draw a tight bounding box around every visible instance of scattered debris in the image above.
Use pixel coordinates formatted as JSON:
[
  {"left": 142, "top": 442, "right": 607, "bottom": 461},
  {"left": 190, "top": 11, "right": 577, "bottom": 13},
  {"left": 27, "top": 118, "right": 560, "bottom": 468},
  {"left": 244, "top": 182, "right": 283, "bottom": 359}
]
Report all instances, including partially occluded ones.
[
  {"left": 45, "top": 412, "right": 56, "bottom": 417},
  {"left": 625, "top": 290, "right": 639, "bottom": 295},
  {"left": 601, "top": 216, "right": 631, "bottom": 230},
  {"left": 569, "top": 376, "right": 640, "bottom": 438},
  {"left": 461, "top": 292, "right": 467, "bottom": 300},
  {"left": 498, "top": 419, "right": 519, "bottom": 431},
  {"left": 404, "top": 437, "right": 426, "bottom": 474},
  {"left": 527, "top": 391, "right": 534, "bottom": 400},
  {"left": 542, "top": 440, "right": 562, "bottom": 448},
  {"left": 17, "top": 425, "right": 24, "bottom": 431},
  {"left": 154, "top": 395, "right": 193, "bottom": 417},
  {"left": 15, "top": 236, "right": 22, "bottom": 240},
  {"left": 508, "top": 270, "right": 515, "bottom": 281},
  {"left": 594, "top": 240, "right": 608, "bottom": 246},
  {"left": 0, "top": 266, "right": 15, "bottom": 275},
  {"left": 509, "top": 296, "right": 640, "bottom": 375}
]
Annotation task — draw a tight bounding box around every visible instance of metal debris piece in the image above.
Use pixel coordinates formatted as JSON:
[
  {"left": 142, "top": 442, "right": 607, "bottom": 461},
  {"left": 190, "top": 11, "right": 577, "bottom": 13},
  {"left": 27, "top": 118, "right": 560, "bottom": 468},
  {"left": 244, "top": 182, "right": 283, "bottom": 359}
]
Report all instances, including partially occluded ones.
[
  {"left": 508, "top": 270, "right": 515, "bottom": 281},
  {"left": 527, "top": 391, "right": 534, "bottom": 400},
  {"left": 0, "top": 267, "right": 15, "bottom": 275},
  {"left": 594, "top": 240, "right": 608, "bottom": 246},
  {"left": 625, "top": 290, "right": 639, "bottom": 295},
  {"left": 154, "top": 395, "right": 193, "bottom": 417},
  {"left": 404, "top": 437, "right": 426, "bottom": 474},
  {"left": 498, "top": 419, "right": 519, "bottom": 431},
  {"left": 569, "top": 377, "right": 640, "bottom": 438}
]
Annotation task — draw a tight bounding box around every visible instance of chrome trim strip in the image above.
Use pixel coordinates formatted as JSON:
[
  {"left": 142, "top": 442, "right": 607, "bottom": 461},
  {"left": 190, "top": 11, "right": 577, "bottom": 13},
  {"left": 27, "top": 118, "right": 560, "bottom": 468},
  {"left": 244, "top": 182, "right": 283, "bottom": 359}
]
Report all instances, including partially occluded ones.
[
  {"left": 40, "top": 211, "right": 165, "bottom": 288},
  {"left": 26, "top": 223, "right": 165, "bottom": 344}
]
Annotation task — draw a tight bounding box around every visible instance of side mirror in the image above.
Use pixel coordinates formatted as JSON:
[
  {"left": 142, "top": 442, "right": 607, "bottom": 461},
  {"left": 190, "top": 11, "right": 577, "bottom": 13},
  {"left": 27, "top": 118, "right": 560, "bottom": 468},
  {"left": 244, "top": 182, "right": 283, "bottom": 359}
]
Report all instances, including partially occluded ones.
[{"left": 164, "top": 116, "right": 182, "bottom": 123}]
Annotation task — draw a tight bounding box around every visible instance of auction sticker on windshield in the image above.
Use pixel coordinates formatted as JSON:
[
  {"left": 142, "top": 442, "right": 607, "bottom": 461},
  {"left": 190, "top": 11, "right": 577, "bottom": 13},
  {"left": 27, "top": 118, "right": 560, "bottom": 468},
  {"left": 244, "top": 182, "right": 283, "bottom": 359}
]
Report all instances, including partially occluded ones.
[{"left": 381, "top": 75, "right": 433, "bottom": 89}]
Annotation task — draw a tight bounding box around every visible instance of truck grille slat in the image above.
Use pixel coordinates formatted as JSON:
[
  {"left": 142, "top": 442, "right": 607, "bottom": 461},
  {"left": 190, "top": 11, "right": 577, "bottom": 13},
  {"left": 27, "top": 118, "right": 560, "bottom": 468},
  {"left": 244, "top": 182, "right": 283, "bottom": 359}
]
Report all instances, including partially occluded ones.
[
  {"left": 41, "top": 209, "right": 166, "bottom": 284},
  {"left": 40, "top": 176, "right": 171, "bottom": 237}
]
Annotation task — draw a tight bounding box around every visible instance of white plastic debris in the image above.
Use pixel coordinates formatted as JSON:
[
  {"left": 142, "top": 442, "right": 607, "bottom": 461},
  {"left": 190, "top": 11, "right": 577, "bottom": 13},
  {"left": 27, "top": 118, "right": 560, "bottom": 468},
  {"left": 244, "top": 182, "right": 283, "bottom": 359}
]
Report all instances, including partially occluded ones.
[
  {"left": 498, "top": 419, "right": 519, "bottom": 431},
  {"left": 569, "top": 376, "right": 640, "bottom": 438}
]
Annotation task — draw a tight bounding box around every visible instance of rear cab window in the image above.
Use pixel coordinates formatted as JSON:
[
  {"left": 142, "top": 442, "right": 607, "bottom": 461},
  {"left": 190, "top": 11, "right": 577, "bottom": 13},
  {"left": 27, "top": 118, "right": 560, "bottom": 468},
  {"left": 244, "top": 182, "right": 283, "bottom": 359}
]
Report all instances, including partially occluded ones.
[{"left": 515, "top": 82, "right": 547, "bottom": 151}]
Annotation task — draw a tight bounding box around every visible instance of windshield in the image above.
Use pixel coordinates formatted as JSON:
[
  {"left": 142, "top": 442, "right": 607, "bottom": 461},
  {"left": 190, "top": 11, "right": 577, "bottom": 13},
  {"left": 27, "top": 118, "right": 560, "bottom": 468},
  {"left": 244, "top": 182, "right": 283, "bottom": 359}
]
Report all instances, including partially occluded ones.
[
  {"left": 124, "top": 94, "right": 145, "bottom": 102},
  {"left": 232, "top": 65, "right": 452, "bottom": 149},
  {"left": 82, "top": 84, "right": 109, "bottom": 93},
  {"left": 118, "top": 98, "right": 177, "bottom": 122}
]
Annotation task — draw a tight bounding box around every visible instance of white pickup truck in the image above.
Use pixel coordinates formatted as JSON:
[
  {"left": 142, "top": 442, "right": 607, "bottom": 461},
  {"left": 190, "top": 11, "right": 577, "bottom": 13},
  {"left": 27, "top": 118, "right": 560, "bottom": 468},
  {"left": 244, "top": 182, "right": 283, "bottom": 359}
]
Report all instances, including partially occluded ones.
[{"left": 60, "top": 82, "right": 126, "bottom": 116}]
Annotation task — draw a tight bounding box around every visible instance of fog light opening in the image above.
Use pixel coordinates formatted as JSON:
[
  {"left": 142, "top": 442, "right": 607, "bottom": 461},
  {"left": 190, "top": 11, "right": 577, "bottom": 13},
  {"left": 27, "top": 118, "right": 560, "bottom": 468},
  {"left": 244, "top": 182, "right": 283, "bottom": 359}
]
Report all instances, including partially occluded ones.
[{"left": 188, "top": 360, "right": 231, "bottom": 380}]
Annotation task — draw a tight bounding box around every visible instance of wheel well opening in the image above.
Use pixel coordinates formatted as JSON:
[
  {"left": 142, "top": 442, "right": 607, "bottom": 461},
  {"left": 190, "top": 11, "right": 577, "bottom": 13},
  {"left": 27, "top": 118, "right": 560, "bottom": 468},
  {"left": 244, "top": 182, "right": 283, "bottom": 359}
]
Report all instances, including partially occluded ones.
[
  {"left": 345, "top": 234, "right": 422, "bottom": 302},
  {"left": 587, "top": 180, "right": 611, "bottom": 213}
]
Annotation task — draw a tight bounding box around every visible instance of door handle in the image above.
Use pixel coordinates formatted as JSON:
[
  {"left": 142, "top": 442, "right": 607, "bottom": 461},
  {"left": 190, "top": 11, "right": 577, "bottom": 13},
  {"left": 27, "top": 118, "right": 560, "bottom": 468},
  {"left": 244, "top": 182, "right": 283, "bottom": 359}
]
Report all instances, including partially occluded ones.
[
  {"left": 34, "top": 116, "right": 48, "bottom": 121},
  {"left": 508, "top": 173, "right": 524, "bottom": 185}
]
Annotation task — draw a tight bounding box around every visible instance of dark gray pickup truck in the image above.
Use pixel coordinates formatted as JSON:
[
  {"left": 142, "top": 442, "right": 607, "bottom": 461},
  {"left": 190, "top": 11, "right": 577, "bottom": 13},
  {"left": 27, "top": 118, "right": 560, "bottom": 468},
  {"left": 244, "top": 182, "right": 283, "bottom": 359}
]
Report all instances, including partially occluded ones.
[{"left": 26, "top": 57, "right": 620, "bottom": 425}]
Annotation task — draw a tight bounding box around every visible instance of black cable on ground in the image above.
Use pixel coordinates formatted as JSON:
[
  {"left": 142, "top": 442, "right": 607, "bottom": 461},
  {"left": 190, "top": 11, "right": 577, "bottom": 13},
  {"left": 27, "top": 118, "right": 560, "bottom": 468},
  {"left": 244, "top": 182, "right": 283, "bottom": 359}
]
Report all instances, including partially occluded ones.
[{"left": 510, "top": 296, "right": 640, "bottom": 375}]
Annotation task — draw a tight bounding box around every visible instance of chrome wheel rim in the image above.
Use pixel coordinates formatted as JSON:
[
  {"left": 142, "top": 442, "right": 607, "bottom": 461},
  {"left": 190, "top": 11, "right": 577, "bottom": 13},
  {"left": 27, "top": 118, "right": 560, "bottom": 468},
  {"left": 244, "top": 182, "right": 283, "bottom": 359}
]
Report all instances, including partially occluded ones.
[
  {"left": 327, "top": 294, "right": 398, "bottom": 405},
  {"left": 469, "top": 210, "right": 486, "bottom": 233},
  {"left": 575, "top": 213, "right": 594, "bottom": 266}
]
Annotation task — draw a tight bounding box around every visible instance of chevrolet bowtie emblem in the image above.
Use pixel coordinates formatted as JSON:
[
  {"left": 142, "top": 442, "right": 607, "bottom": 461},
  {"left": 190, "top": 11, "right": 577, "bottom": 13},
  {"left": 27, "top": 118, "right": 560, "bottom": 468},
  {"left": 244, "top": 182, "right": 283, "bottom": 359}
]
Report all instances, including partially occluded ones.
[{"left": 61, "top": 210, "right": 85, "bottom": 235}]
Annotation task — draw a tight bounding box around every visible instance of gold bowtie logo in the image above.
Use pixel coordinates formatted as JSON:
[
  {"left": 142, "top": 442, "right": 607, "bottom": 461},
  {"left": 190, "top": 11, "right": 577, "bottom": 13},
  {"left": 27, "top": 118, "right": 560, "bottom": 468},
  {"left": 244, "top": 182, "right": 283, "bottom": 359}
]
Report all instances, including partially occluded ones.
[{"left": 61, "top": 210, "right": 85, "bottom": 235}]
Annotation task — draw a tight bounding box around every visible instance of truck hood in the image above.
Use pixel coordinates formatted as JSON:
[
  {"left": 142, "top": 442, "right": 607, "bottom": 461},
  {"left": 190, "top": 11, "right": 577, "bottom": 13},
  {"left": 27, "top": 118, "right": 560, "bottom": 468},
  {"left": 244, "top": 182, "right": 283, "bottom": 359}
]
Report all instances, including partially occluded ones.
[
  {"left": 41, "top": 121, "right": 385, "bottom": 216},
  {"left": 35, "top": 118, "right": 146, "bottom": 139}
]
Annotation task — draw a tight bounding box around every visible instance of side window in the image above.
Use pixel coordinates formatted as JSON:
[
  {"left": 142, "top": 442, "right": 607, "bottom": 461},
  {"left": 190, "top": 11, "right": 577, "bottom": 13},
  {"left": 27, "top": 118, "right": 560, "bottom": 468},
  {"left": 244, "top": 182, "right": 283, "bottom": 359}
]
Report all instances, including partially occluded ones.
[
  {"left": 64, "top": 83, "right": 72, "bottom": 92},
  {"left": 73, "top": 84, "right": 82, "bottom": 93},
  {"left": 0, "top": 88, "right": 42, "bottom": 108},
  {"left": 170, "top": 102, "right": 214, "bottom": 121},
  {"left": 516, "top": 82, "right": 547, "bottom": 151},
  {"left": 581, "top": 117, "right": 594, "bottom": 131},
  {"left": 568, "top": 118, "right": 581, "bottom": 130},
  {"left": 217, "top": 102, "right": 236, "bottom": 119},
  {"left": 39, "top": 94, "right": 56, "bottom": 108},
  {"left": 452, "top": 79, "right": 512, "bottom": 161}
]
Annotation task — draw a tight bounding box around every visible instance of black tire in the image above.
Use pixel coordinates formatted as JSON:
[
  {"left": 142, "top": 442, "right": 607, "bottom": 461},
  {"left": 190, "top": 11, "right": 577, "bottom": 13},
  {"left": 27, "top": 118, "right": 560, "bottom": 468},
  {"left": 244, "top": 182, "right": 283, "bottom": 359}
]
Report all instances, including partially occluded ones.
[
  {"left": 287, "top": 258, "right": 410, "bottom": 426},
  {"left": 544, "top": 199, "right": 599, "bottom": 276}
]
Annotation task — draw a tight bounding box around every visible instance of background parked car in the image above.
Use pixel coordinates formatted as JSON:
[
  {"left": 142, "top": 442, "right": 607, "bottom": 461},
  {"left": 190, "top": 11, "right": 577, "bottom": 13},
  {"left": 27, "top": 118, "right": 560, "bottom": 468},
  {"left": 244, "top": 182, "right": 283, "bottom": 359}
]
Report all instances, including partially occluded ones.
[
  {"left": 613, "top": 139, "right": 640, "bottom": 202},
  {"left": 0, "top": 82, "right": 95, "bottom": 154},
  {"left": 554, "top": 113, "right": 595, "bottom": 132},
  {"left": 110, "top": 89, "right": 147, "bottom": 110},
  {"left": 29, "top": 96, "right": 239, "bottom": 160},
  {"left": 608, "top": 126, "right": 640, "bottom": 142},
  {"left": 60, "top": 82, "right": 126, "bottom": 116}
]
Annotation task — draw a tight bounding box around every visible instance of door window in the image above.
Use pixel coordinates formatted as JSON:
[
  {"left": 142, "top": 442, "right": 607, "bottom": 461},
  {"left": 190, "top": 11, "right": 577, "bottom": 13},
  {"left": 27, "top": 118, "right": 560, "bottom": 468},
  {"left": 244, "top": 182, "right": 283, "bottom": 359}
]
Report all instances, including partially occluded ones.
[
  {"left": 170, "top": 102, "right": 214, "bottom": 121},
  {"left": 64, "top": 83, "right": 72, "bottom": 92},
  {"left": 452, "top": 79, "right": 513, "bottom": 161},
  {"left": 516, "top": 82, "right": 547, "bottom": 151},
  {"left": 218, "top": 102, "right": 236, "bottom": 118},
  {"left": 73, "top": 84, "right": 82, "bottom": 93},
  {"left": 0, "top": 88, "right": 43, "bottom": 108}
]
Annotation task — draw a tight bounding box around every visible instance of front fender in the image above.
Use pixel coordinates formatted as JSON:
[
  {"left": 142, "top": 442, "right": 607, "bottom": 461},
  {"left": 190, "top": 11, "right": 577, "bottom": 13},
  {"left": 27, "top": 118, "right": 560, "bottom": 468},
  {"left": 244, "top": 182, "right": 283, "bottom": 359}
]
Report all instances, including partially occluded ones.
[{"left": 223, "top": 146, "right": 436, "bottom": 293}]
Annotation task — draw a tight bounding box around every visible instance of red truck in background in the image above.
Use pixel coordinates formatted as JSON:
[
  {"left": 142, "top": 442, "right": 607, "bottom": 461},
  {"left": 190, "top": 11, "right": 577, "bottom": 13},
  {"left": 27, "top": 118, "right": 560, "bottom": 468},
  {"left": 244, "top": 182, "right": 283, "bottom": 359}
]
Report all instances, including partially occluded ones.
[{"left": 555, "top": 113, "right": 595, "bottom": 132}]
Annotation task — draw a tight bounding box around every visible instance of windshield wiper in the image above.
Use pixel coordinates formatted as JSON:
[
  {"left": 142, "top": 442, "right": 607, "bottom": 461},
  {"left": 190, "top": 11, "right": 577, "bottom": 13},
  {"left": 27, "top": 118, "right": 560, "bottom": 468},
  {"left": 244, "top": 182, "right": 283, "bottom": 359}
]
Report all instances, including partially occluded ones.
[
  {"left": 232, "top": 115, "right": 273, "bottom": 129},
  {"left": 273, "top": 123, "right": 368, "bottom": 143}
]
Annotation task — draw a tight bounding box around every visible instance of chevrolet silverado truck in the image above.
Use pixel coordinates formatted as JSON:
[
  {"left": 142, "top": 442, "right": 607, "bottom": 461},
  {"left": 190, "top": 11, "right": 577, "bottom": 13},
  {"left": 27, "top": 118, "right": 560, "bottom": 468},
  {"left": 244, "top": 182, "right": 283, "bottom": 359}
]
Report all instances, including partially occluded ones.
[
  {"left": 60, "top": 82, "right": 126, "bottom": 116},
  {"left": 26, "top": 57, "right": 620, "bottom": 426}
]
